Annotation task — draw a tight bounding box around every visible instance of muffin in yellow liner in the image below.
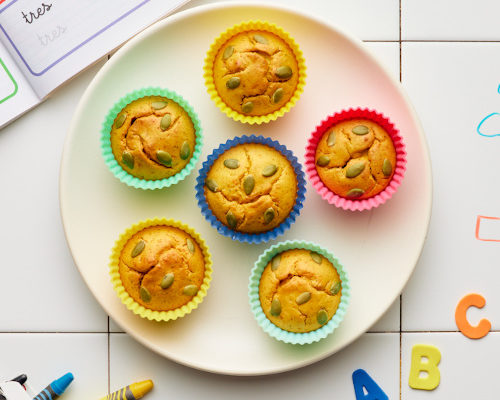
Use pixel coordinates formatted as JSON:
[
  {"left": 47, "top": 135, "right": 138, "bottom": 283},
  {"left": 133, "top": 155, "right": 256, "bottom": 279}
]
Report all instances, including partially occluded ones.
[
  {"left": 109, "top": 218, "right": 212, "bottom": 321},
  {"left": 204, "top": 21, "right": 306, "bottom": 124}
]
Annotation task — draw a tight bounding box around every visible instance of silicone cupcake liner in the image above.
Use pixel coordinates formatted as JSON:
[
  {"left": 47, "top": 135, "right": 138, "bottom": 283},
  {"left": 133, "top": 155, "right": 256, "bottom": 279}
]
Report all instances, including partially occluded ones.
[
  {"left": 203, "top": 20, "right": 306, "bottom": 124},
  {"left": 248, "top": 240, "right": 350, "bottom": 345},
  {"left": 305, "top": 108, "right": 407, "bottom": 211},
  {"left": 109, "top": 218, "right": 212, "bottom": 321},
  {"left": 100, "top": 87, "right": 203, "bottom": 190},
  {"left": 195, "top": 135, "right": 307, "bottom": 244}
]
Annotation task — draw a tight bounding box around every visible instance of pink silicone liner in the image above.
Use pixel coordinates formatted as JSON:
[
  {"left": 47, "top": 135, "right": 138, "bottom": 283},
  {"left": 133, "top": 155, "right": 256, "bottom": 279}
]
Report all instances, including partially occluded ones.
[{"left": 305, "top": 108, "right": 407, "bottom": 211}]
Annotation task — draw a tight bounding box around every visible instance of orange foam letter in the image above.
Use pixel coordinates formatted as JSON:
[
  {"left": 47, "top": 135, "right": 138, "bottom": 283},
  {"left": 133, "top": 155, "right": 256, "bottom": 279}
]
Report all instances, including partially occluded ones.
[{"left": 455, "top": 293, "right": 491, "bottom": 339}]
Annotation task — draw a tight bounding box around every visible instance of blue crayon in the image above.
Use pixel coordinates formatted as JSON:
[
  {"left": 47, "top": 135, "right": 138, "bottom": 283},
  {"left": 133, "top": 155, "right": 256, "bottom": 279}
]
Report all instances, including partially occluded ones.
[{"left": 33, "top": 373, "right": 73, "bottom": 400}]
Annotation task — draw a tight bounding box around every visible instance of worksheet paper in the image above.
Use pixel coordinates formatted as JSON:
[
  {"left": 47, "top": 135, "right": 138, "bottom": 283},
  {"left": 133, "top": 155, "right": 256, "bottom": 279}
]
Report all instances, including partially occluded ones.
[{"left": 0, "top": 0, "right": 190, "bottom": 128}]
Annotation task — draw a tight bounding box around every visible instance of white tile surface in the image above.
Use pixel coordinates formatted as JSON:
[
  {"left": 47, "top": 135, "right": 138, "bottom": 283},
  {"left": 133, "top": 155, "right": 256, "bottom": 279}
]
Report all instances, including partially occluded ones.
[
  {"left": 370, "top": 298, "right": 401, "bottom": 332},
  {"left": 179, "top": 0, "right": 399, "bottom": 40},
  {"left": 0, "top": 333, "right": 107, "bottom": 399},
  {"left": 110, "top": 332, "right": 399, "bottom": 399},
  {"left": 401, "top": 43, "right": 500, "bottom": 331},
  {"left": 0, "top": 61, "right": 108, "bottom": 332},
  {"left": 402, "top": 332, "right": 500, "bottom": 398},
  {"left": 365, "top": 41, "right": 400, "bottom": 81},
  {"left": 403, "top": 0, "right": 500, "bottom": 40}
]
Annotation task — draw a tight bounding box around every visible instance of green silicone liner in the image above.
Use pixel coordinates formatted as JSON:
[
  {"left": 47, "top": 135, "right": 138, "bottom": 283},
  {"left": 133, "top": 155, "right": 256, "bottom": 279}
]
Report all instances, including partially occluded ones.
[
  {"left": 100, "top": 87, "right": 203, "bottom": 190},
  {"left": 248, "top": 240, "right": 350, "bottom": 345}
]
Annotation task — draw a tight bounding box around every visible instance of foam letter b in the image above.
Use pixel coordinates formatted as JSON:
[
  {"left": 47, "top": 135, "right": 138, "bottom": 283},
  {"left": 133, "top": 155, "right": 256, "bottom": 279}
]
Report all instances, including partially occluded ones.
[
  {"left": 408, "top": 344, "right": 441, "bottom": 390},
  {"left": 352, "top": 369, "right": 388, "bottom": 400}
]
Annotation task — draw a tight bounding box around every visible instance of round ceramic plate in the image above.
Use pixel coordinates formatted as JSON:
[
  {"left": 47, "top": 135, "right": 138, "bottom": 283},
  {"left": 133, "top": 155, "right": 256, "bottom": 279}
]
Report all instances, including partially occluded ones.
[{"left": 60, "top": 2, "right": 431, "bottom": 375}]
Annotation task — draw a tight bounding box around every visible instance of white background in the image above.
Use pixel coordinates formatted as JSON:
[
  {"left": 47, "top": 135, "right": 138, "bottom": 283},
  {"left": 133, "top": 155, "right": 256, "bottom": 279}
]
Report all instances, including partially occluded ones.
[{"left": 1, "top": 0, "right": 499, "bottom": 398}]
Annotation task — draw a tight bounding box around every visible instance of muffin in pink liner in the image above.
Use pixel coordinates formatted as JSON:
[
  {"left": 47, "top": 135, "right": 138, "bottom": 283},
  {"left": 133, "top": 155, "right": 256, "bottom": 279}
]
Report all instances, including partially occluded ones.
[{"left": 305, "top": 108, "right": 406, "bottom": 211}]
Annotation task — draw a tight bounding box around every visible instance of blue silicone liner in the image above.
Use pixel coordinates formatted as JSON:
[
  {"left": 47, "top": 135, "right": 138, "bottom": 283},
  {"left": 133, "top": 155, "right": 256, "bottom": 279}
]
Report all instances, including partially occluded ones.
[
  {"left": 100, "top": 87, "right": 203, "bottom": 190},
  {"left": 248, "top": 240, "right": 350, "bottom": 345},
  {"left": 195, "top": 135, "right": 307, "bottom": 244}
]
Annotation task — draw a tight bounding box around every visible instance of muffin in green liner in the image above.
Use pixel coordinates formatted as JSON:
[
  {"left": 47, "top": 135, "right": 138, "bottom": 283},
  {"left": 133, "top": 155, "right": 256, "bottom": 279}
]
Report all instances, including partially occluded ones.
[
  {"left": 248, "top": 240, "right": 350, "bottom": 344},
  {"left": 100, "top": 87, "right": 203, "bottom": 190}
]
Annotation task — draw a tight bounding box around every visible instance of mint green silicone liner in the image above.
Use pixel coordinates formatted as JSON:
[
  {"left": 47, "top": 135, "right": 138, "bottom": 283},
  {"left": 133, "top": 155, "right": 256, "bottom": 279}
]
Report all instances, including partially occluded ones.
[
  {"left": 248, "top": 240, "right": 350, "bottom": 345},
  {"left": 100, "top": 87, "right": 203, "bottom": 190}
]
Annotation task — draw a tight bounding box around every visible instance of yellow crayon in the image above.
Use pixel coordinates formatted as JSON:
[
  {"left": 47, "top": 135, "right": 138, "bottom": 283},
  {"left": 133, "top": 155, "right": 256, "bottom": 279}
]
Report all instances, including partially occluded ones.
[{"left": 99, "top": 380, "right": 153, "bottom": 400}]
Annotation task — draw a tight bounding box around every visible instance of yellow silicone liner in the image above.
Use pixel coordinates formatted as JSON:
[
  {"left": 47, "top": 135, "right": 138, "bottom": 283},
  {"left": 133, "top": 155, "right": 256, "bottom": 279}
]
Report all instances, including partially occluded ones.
[
  {"left": 203, "top": 20, "right": 306, "bottom": 124},
  {"left": 109, "top": 218, "right": 213, "bottom": 322}
]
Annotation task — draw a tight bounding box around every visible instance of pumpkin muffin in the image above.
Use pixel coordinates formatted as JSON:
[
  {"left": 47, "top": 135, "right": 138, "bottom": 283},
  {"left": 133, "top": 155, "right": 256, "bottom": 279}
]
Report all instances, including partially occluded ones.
[
  {"left": 110, "top": 95, "right": 196, "bottom": 180},
  {"left": 204, "top": 142, "right": 298, "bottom": 233},
  {"left": 118, "top": 225, "right": 206, "bottom": 311},
  {"left": 315, "top": 119, "right": 396, "bottom": 200},
  {"left": 259, "top": 249, "right": 343, "bottom": 333},
  {"left": 212, "top": 30, "right": 299, "bottom": 117}
]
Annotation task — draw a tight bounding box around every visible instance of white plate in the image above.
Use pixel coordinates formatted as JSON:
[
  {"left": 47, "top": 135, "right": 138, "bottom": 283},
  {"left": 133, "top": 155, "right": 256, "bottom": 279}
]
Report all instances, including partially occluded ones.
[{"left": 60, "top": 2, "right": 432, "bottom": 375}]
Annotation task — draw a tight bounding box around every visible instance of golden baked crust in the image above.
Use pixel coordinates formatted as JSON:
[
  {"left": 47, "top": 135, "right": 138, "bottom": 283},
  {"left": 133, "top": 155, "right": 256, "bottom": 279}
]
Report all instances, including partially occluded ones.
[
  {"left": 204, "top": 143, "right": 297, "bottom": 233},
  {"left": 259, "top": 249, "right": 342, "bottom": 333},
  {"left": 118, "top": 225, "right": 205, "bottom": 311},
  {"left": 315, "top": 119, "right": 396, "bottom": 199},
  {"left": 110, "top": 96, "right": 196, "bottom": 180},
  {"left": 213, "top": 30, "right": 299, "bottom": 116}
]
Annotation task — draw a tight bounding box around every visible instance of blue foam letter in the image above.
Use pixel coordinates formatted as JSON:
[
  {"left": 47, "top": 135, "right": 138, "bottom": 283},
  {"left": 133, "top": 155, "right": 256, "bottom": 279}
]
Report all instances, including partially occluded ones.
[{"left": 352, "top": 369, "right": 389, "bottom": 400}]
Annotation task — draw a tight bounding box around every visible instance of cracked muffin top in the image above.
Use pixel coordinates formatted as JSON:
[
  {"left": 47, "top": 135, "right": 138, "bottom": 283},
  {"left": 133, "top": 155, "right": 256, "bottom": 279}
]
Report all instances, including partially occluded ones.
[
  {"left": 110, "top": 96, "right": 196, "bottom": 180},
  {"left": 259, "top": 249, "right": 342, "bottom": 333},
  {"left": 213, "top": 30, "right": 299, "bottom": 116},
  {"left": 315, "top": 119, "right": 396, "bottom": 200},
  {"left": 118, "top": 225, "right": 206, "bottom": 311},
  {"left": 204, "top": 143, "right": 297, "bottom": 234}
]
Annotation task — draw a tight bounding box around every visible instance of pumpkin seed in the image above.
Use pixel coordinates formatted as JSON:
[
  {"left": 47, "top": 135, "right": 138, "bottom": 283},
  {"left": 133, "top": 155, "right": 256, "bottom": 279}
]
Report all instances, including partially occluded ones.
[
  {"left": 152, "top": 101, "right": 167, "bottom": 110},
  {"left": 186, "top": 238, "right": 195, "bottom": 254},
  {"left": 114, "top": 113, "right": 126, "bottom": 129},
  {"left": 242, "top": 101, "right": 254, "bottom": 113},
  {"left": 226, "top": 211, "right": 237, "bottom": 229},
  {"left": 223, "top": 45, "right": 234, "bottom": 59},
  {"left": 327, "top": 131, "right": 336, "bottom": 146},
  {"left": 223, "top": 158, "right": 239, "bottom": 169},
  {"left": 206, "top": 178, "right": 219, "bottom": 192},
  {"left": 160, "top": 273, "right": 174, "bottom": 290},
  {"left": 346, "top": 188, "right": 365, "bottom": 199},
  {"left": 310, "top": 251, "right": 322, "bottom": 264},
  {"left": 160, "top": 114, "right": 171, "bottom": 131},
  {"left": 382, "top": 159, "right": 392, "bottom": 177},
  {"left": 157, "top": 150, "right": 172, "bottom": 167},
  {"left": 270, "top": 298, "right": 281, "bottom": 316},
  {"left": 226, "top": 77, "right": 240, "bottom": 89},
  {"left": 180, "top": 141, "right": 190, "bottom": 160},
  {"left": 316, "top": 155, "right": 330, "bottom": 167},
  {"left": 131, "top": 240, "right": 145, "bottom": 258},
  {"left": 243, "top": 175, "right": 255, "bottom": 195},
  {"left": 264, "top": 208, "right": 275, "bottom": 224},
  {"left": 346, "top": 161, "right": 365, "bottom": 178},
  {"left": 317, "top": 309, "right": 328, "bottom": 325},
  {"left": 275, "top": 66, "right": 292, "bottom": 79},
  {"left": 253, "top": 34, "right": 268, "bottom": 44},
  {"left": 140, "top": 287, "right": 151, "bottom": 302},
  {"left": 296, "top": 292, "right": 311, "bottom": 305},
  {"left": 262, "top": 164, "right": 277, "bottom": 177},
  {"left": 271, "top": 254, "right": 281, "bottom": 271},
  {"left": 183, "top": 285, "right": 198, "bottom": 296},
  {"left": 272, "top": 88, "right": 284, "bottom": 104},
  {"left": 330, "top": 282, "right": 341, "bottom": 296},
  {"left": 352, "top": 125, "right": 369, "bottom": 135},
  {"left": 122, "top": 151, "right": 134, "bottom": 169}
]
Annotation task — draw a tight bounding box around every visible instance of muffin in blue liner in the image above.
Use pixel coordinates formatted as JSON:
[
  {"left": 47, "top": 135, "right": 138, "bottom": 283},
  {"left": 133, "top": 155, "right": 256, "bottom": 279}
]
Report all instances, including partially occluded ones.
[
  {"left": 195, "top": 135, "right": 306, "bottom": 243},
  {"left": 248, "top": 240, "right": 350, "bottom": 345}
]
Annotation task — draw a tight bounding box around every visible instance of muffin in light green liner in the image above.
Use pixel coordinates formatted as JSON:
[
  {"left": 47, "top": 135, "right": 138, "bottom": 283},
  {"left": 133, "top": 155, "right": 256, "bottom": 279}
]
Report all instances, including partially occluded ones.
[
  {"left": 248, "top": 240, "right": 350, "bottom": 344},
  {"left": 100, "top": 87, "right": 203, "bottom": 190}
]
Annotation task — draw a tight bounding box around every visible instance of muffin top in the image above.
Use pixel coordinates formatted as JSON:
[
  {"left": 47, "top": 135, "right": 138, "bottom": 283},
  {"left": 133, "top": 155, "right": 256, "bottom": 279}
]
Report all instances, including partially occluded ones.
[
  {"left": 204, "top": 143, "right": 298, "bottom": 234},
  {"left": 110, "top": 96, "right": 196, "bottom": 180},
  {"left": 118, "top": 225, "right": 205, "bottom": 311},
  {"left": 315, "top": 119, "right": 396, "bottom": 199},
  {"left": 213, "top": 30, "right": 299, "bottom": 116},
  {"left": 259, "top": 249, "right": 342, "bottom": 333}
]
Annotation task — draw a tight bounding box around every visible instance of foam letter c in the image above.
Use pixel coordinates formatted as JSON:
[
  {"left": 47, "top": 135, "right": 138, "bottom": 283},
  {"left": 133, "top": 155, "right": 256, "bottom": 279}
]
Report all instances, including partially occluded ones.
[{"left": 455, "top": 293, "right": 491, "bottom": 339}]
